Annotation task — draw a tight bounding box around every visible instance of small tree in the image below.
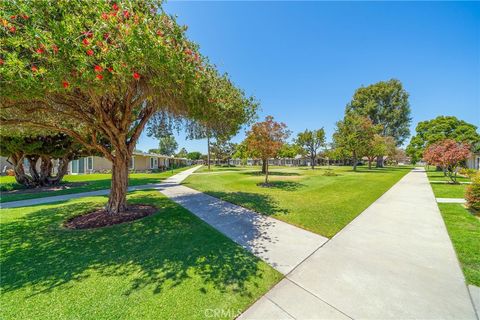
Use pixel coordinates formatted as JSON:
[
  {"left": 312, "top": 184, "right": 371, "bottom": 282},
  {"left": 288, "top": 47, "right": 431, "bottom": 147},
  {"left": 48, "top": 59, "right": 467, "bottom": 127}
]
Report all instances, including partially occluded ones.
[
  {"left": 0, "top": 132, "right": 93, "bottom": 187},
  {"left": 232, "top": 141, "right": 249, "bottom": 166},
  {"left": 278, "top": 143, "right": 301, "bottom": 159},
  {"left": 210, "top": 139, "right": 236, "bottom": 165},
  {"left": 295, "top": 128, "right": 326, "bottom": 169},
  {"left": 333, "top": 114, "right": 378, "bottom": 171},
  {"left": 176, "top": 147, "right": 188, "bottom": 158},
  {"left": 158, "top": 136, "right": 178, "bottom": 156},
  {"left": 423, "top": 139, "right": 471, "bottom": 183},
  {"left": 364, "top": 134, "right": 387, "bottom": 169},
  {"left": 245, "top": 116, "right": 290, "bottom": 184}
]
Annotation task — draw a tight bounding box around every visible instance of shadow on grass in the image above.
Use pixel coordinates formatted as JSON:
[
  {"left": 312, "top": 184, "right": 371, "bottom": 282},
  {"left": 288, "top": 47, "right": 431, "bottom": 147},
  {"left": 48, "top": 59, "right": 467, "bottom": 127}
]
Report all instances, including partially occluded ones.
[
  {"left": 242, "top": 171, "right": 300, "bottom": 177},
  {"left": 256, "top": 181, "right": 304, "bottom": 191},
  {"left": 1, "top": 192, "right": 265, "bottom": 298},
  {"left": 205, "top": 191, "right": 289, "bottom": 216}
]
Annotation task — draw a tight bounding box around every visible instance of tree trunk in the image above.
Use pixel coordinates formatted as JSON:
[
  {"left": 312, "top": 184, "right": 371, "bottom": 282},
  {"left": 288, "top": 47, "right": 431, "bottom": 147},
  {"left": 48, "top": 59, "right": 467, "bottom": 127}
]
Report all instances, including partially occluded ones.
[
  {"left": 368, "top": 158, "right": 372, "bottom": 169},
  {"left": 353, "top": 152, "right": 357, "bottom": 171},
  {"left": 10, "top": 153, "right": 35, "bottom": 187},
  {"left": 265, "top": 161, "right": 269, "bottom": 184},
  {"left": 262, "top": 159, "right": 267, "bottom": 174},
  {"left": 106, "top": 155, "right": 129, "bottom": 214},
  {"left": 311, "top": 155, "right": 315, "bottom": 170},
  {"left": 207, "top": 135, "right": 211, "bottom": 171},
  {"left": 39, "top": 155, "right": 53, "bottom": 186},
  {"left": 27, "top": 156, "right": 40, "bottom": 185},
  {"left": 376, "top": 155, "right": 384, "bottom": 168},
  {"left": 47, "top": 155, "right": 72, "bottom": 186}
]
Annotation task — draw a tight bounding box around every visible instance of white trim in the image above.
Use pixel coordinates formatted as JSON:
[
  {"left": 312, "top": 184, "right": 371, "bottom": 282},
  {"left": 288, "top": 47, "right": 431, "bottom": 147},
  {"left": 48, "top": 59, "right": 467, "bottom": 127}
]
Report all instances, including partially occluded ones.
[{"left": 129, "top": 156, "right": 135, "bottom": 170}]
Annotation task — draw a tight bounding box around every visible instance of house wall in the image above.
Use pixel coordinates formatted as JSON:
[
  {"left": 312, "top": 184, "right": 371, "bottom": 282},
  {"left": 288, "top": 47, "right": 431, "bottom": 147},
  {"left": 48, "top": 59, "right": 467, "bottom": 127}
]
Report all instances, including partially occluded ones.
[
  {"left": 92, "top": 156, "right": 112, "bottom": 171},
  {"left": 466, "top": 154, "right": 480, "bottom": 170}
]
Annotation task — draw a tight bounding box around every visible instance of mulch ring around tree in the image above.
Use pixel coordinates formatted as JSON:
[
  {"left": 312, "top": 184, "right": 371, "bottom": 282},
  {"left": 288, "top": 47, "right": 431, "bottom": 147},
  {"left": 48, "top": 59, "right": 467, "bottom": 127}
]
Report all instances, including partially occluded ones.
[
  {"left": 64, "top": 205, "right": 157, "bottom": 230},
  {"left": 2, "top": 182, "right": 88, "bottom": 194}
]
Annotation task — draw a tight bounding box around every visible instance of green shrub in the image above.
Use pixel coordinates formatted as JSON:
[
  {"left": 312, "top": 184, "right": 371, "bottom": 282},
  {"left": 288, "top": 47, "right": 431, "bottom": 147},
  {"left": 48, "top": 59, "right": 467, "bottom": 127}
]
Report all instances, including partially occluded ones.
[
  {"left": 459, "top": 168, "right": 478, "bottom": 179},
  {"left": 323, "top": 170, "right": 338, "bottom": 176},
  {"left": 466, "top": 172, "right": 480, "bottom": 211}
]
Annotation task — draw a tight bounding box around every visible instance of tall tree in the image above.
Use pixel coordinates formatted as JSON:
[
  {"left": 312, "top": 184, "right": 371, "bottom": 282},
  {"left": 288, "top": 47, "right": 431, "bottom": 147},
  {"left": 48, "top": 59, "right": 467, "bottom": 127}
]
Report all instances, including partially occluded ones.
[
  {"left": 333, "top": 114, "right": 378, "bottom": 171},
  {"left": 406, "top": 116, "right": 480, "bottom": 164},
  {"left": 186, "top": 151, "right": 202, "bottom": 160},
  {"left": 176, "top": 147, "right": 188, "bottom": 158},
  {"left": 346, "top": 79, "right": 411, "bottom": 167},
  {"left": 245, "top": 116, "right": 290, "bottom": 184},
  {"left": 295, "top": 128, "right": 326, "bottom": 169},
  {"left": 232, "top": 140, "right": 249, "bottom": 166},
  {"left": 1, "top": 1, "right": 255, "bottom": 214},
  {"left": 157, "top": 136, "right": 178, "bottom": 156},
  {"left": 210, "top": 139, "right": 236, "bottom": 165}
]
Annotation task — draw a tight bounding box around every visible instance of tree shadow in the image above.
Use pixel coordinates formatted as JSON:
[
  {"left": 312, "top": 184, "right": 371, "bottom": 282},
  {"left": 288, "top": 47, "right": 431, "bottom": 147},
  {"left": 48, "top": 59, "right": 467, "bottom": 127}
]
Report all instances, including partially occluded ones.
[
  {"left": 1, "top": 192, "right": 267, "bottom": 298},
  {"left": 205, "top": 191, "right": 289, "bottom": 216},
  {"left": 256, "top": 181, "right": 304, "bottom": 191},
  {"left": 242, "top": 171, "right": 300, "bottom": 177}
]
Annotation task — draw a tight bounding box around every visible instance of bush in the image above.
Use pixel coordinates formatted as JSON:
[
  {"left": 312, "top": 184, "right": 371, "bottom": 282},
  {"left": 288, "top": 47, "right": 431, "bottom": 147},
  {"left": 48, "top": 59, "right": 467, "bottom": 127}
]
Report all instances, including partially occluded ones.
[
  {"left": 323, "top": 169, "right": 338, "bottom": 176},
  {"left": 466, "top": 172, "right": 480, "bottom": 211},
  {"left": 459, "top": 168, "right": 478, "bottom": 179}
]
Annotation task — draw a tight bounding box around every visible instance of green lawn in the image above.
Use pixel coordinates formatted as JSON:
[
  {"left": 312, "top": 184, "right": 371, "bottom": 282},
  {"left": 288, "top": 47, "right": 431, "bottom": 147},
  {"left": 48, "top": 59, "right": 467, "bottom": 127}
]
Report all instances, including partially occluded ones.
[
  {"left": 0, "top": 190, "right": 281, "bottom": 319},
  {"left": 425, "top": 168, "right": 472, "bottom": 198},
  {"left": 0, "top": 167, "right": 190, "bottom": 203},
  {"left": 184, "top": 165, "right": 411, "bottom": 238},
  {"left": 438, "top": 203, "right": 480, "bottom": 286}
]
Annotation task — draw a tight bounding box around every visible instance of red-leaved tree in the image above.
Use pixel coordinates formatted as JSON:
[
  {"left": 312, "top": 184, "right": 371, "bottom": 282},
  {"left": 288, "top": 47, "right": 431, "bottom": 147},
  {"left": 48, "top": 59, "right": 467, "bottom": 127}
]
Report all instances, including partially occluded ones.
[
  {"left": 245, "top": 116, "right": 290, "bottom": 184},
  {"left": 423, "top": 139, "right": 471, "bottom": 183}
]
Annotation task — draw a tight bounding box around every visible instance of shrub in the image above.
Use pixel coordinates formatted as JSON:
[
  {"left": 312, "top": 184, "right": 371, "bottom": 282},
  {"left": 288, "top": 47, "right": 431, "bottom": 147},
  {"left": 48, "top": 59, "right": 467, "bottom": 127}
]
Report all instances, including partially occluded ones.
[
  {"left": 466, "top": 172, "right": 480, "bottom": 211},
  {"left": 323, "top": 170, "right": 338, "bottom": 176},
  {"left": 459, "top": 168, "right": 478, "bottom": 179}
]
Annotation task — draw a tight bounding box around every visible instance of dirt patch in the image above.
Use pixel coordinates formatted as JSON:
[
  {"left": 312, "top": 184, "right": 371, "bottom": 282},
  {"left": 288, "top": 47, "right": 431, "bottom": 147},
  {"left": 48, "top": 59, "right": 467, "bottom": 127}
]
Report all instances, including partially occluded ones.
[
  {"left": 64, "top": 204, "right": 157, "bottom": 230},
  {"left": 1, "top": 183, "right": 89, "bottom": 194}
]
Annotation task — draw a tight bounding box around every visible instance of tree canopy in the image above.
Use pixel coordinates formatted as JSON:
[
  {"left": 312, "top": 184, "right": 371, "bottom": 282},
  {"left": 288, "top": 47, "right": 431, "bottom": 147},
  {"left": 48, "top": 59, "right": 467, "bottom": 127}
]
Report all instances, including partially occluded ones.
[
  {"left": 406, "top": 116, "right": 480, "bottom": 163},
  {"left": 346, "top": 79, "right": 411, "bottom": 147},
  {"left": 333, "top": 114, "right": 379, "bottom": 171},
  {"left": 295, "top": 128, "right": 325, "bottom": 169},
  {"left": 0, "top": 0, "right": 256, "bottom": 213},
  {"left": 245, "top": 116, "right": 290, "bottom": 183}
]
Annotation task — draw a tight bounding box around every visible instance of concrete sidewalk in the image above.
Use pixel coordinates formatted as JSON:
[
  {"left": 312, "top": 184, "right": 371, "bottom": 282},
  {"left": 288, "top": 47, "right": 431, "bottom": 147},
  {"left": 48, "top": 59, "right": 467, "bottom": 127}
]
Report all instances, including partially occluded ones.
[{"left": 240, "top": 168, "right": 477, "bottom": 319}]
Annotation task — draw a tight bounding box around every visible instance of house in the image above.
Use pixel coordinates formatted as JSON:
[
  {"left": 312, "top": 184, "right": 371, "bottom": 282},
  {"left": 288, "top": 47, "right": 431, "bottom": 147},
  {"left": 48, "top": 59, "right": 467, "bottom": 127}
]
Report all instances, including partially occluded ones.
[
  {"left": 68, "top": 152, "right": 189, "bottom": 174},
  {"left": 466, "top": 153, "right": 480, "bottom": 170}
]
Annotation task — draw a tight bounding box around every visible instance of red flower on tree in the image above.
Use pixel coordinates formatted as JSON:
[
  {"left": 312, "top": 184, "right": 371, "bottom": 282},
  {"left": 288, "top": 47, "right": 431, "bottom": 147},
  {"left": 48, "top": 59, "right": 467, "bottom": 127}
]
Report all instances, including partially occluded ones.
[
  {"left": 133, "top": 72, "right": 140, "bottom": 80},
  {"left": 9, "top": 26, "right": 16, "bottom": 33},
  {"left": 112, "top": 3, "right": 119, "bottom": 11},
  {"left": 31, "top": 66, "right": 38, "bottom": 72},
  {"left": 94, "top": 65, "right": 103, "bottom": 72},
  {"left": 36, "top": 48, "right": 44, "bottom": 54},
  {"left": 101, "top": 13, "right": 109, "bottom": 20},
  {"left": 52, "top": 45, "right": 59, "bottom": 54},
  {"left": 123, "top": 10, "right": 130, "bottom": 19},
  {"left": 86, "top": 49, "right": 94, "bottom": 56},
  {"left": 62, "top": 81, "right": 70, "bottom": 88},
  {"left": 96, "top": 74, "right": 103, "bottom": 80},
  {"left": 107, "top": 67, "right": 114, "bottom": 72},
  {"left": 82, "top": 38, "right": 90, "bottom": 46}
]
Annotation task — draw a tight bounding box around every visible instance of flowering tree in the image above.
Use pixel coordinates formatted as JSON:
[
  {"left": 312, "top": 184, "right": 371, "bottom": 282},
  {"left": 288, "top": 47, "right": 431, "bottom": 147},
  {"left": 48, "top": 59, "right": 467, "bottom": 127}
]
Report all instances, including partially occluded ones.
[
  {"left": 0, "top": 0, "right": 255, "bottom": 214},
  {"left": 245, "top": 116, "right": 290, "bottom": 184},
  {"left": 423, "top": 139, "right": 471, "bottom": 183}
]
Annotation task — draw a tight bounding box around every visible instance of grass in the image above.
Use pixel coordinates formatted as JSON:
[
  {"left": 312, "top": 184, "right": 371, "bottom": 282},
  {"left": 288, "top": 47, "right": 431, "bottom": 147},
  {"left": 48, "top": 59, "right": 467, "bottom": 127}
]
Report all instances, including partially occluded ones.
[
  {"left": 0, "top": 167, "right": 190, "bottom": 203},
  {"left": 184, "top": 165, "right": 411, "bottom": 238},
  {"left": 0, "top": 190, "right": 281, "bottom": 319},
  {"left": 426, "top": 169, "right": 470, "bottom": 198},
  {"left": 437, "top": 203, "right": 480, "bottom": 286}
]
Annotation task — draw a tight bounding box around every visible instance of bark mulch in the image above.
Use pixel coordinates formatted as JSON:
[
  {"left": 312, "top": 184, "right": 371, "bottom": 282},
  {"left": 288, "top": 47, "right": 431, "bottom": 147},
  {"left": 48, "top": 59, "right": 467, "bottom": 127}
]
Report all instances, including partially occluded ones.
[{"left": 64, "top": 204, "right": 157, "bottom": 230}]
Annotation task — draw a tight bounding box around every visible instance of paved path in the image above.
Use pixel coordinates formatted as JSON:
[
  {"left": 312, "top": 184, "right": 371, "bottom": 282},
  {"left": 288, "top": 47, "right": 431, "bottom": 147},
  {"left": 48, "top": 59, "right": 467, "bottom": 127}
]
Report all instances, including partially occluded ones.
[
  {"left": 159, "top": 166, "right": 328, "bottom": 274},
  {"left": 240, "top": 168, "right": 477, "bottom": 319},
  {"left": 437, "top": 197, "right": 467, "bottom": 203}
]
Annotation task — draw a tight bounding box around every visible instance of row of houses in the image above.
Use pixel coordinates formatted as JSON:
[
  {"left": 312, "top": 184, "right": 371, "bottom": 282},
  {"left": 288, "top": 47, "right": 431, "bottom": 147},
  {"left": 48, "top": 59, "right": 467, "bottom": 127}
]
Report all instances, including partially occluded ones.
[{"left": 0, "top": 151, "right": 191, "bottom": 175}]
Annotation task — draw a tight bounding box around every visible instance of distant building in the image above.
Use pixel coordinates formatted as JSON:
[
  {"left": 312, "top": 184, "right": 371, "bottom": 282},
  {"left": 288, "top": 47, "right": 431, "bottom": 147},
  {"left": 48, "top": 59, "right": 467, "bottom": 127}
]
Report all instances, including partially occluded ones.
[{"left": 466, "top": 152, "right": 480, "bottom": 170}]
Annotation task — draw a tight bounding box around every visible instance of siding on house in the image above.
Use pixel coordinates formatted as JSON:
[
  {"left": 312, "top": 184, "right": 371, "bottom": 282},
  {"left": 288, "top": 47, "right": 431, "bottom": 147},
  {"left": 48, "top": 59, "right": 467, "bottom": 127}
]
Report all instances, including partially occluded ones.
[{"left": 466, "top": 153, "right": 480, "bottom": 170}]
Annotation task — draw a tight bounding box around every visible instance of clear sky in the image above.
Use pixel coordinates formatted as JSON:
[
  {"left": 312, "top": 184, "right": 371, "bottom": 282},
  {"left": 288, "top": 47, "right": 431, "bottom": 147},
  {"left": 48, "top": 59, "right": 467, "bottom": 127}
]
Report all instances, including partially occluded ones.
[{"left": 137, "top": 1, "right": 480, "bottom": 154}]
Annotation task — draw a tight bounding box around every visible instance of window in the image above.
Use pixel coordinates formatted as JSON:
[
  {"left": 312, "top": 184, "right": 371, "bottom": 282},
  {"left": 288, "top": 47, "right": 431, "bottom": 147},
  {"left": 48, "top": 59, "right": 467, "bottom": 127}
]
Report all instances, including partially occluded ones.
[
  {"left": 87, "top": 157, "right": 93, "bottom": 171},
  {"left": 150, "top": 157, "right": 154, "bottom": 169}
]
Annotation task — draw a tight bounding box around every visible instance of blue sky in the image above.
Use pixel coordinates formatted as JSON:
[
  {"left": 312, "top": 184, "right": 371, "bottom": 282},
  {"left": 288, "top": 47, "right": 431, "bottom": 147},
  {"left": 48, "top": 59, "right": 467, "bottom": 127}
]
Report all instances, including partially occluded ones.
[{"left": 137, "top": 1, "right": 480, "bottom": 154}]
